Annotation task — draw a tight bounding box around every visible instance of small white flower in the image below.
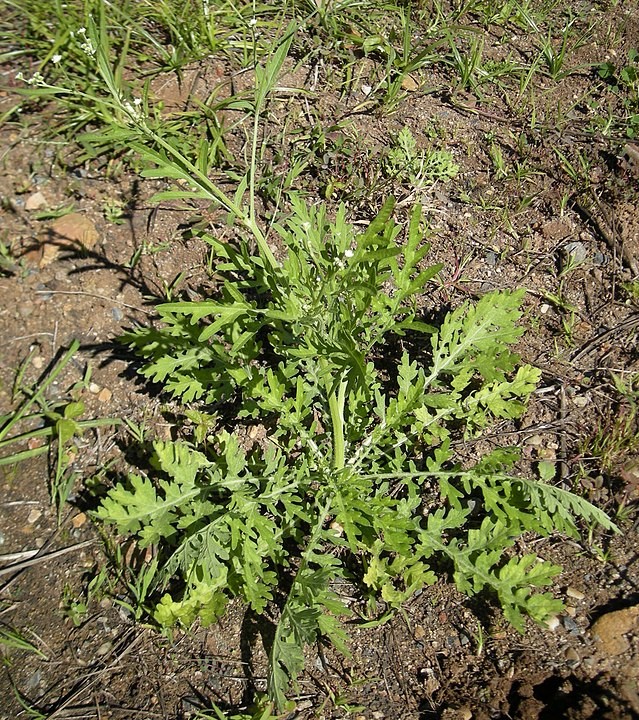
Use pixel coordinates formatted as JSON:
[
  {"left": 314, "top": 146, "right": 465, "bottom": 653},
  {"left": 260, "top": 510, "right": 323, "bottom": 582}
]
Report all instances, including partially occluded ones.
[
  {"left": 344, "top": 248, "right": 354, "bottom": 258},
  {"left": 15, "top": 71, "right": 24, "bottom": 81},
  {"left": 361, "top": 84, "right": 372, "bottom": 96},
  {"left": 27, "top": 71, "right": 45, "bottom": 86},
  {"left": 51, "top": 53, "right": 62, "bottom": 64},
  {"left": 77, "top": 26, "right": 86, "bottom": 35},
  {"left": 122, "top": 97, "right": 145, "bottom": 123},
  {"left": 248, "top": 17, "right": 257, "bottom": 27},
  {"left": 80, "top": 39, "right": 95, "bottom": 56}
]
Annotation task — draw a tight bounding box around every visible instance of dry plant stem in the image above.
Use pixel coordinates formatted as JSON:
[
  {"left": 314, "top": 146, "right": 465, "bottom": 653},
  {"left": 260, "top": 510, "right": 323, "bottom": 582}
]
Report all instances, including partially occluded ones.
[
  {"left": 46, "top": 629, "right": 147, "bottom": 720},
  {"left": 571, "top": 314, "right": 639, "bottom": 362},
  {"left": 34, "top": 290, "right": 153, "bottom": 314},
  {"left": 574, "top": 192, "right": 639, "bottom": 276},
  {"left": 558, "top": 385, "right": 569, "bottom": 482},
  {"left": 0, "top": 539, "right": 96, "bottom": 577},
  {"left": 0, "top": 549, "right": 40, "bottom": 564}
]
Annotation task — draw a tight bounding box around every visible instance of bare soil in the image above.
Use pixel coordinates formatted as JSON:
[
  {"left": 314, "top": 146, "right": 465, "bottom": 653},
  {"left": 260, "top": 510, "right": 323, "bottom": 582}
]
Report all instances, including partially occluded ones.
[{"left": 2, "top": 4, "right": 639, "bottom": 719}]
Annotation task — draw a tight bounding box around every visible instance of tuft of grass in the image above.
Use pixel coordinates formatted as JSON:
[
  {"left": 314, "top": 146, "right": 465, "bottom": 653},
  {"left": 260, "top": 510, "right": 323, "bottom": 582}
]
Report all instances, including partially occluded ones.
[
  {"left": 0, "top": 625, "right": 48, "bottom": 660},
  {"left": 0, "top": 340, "right": 119, "bottom": 522}
]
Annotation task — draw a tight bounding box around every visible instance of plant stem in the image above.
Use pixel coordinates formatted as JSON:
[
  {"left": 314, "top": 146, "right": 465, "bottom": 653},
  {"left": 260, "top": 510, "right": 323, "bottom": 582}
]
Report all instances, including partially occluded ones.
[
  {"left": 322, "top": 360, "right": 347, "bottom": 470},
  {"left": 268, "top": 496, "right": 333, "bottom": 709},
  {"left": 135, "top": 123, "right": 279, "bottom": 271},
  {"left": 0, "top": 340, "right": 80, "bottom": 444},
  {"left": 90, "top": 15, "right": 280, "bottom": 272}
]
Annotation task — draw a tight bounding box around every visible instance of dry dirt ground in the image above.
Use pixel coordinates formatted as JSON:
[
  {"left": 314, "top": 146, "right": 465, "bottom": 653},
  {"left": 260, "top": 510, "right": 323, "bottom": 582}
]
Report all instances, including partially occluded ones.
[{"left": 2, "top": 4, "right": 639, "bottom": 719}]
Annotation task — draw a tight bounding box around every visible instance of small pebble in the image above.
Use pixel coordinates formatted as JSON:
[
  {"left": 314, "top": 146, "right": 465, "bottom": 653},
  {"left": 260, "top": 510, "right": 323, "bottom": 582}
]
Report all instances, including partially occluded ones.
[
  {"left": 32, "top": 355, "right": 44, "bottom": 369},
  {"left": 546, "top": 615, "right": 561, "bottom": 631},
  {"left": 97, "top": 387, "right": 112, "bottom": 403},
  {"left": 71, "top": 512, "right": 87, "bottom": 529},
  {"left": 96, "top": 641, "right": 113, "bottom": 657},
  {"left": 564, "top": 647, "right": 580, "bottom": 666},
  {"left": 27, "top": 507, "right": 42, "bottom": 524},
  {"left": 111, "top": 306, "right": 124, "bottom": 321},
  {"left": 565, "top": 605, "right": 577, "bottom": 618},
  {"left": 566, "top": 586, "right": 585, "bottom": 601},
  {"left": 25, "top": 669, "right": 43, "bottom": 691},
  {"left": 540, "top": 303, "right": 550, "bottom": 314},
  {"left": 561, "top": 240, "right": 588, "bottom": 266},
  {"left": 19, "top": 302, "right": 35, "bottom": 318},
  {"left": 96, "top": 616, "right": 110, "bottom": 631},
  {"left": 25, "top": 191, "right": 47, "bottom": 211},
  {"left": 563, "top": 615, "right": 580, "bottom": 634},
  {"left": 485, "top": 250, "right": 499, "bottom": 266},
  {"left": 88, "top": 382, "right": 101, "bottom": 394},
  {"left": 572, "top": 396, "right": 589, "bottom": 408},
  {"left": 38, "top": 290, "right": 53, "bottom": 301}
]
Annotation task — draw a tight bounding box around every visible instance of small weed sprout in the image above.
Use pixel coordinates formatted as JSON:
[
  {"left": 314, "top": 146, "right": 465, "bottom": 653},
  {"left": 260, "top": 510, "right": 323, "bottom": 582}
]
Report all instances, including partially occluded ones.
[
  {"left": 382, "top": 126, "right": 458, "bottom": 189},
  {"left": 597, "top": 49, "right": 639, "bottom": 136}
]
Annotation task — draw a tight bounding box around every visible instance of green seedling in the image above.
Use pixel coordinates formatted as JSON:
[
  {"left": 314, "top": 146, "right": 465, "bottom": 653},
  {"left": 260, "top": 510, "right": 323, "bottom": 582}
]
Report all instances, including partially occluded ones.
[
  {"left": 197, "top": 699, "right": 277, "bottom": 720},
  {"left": 538, "top": 25, "right": 572, "bottom": 80},
  {"left": 61, "top": 585, "right": 89, "bottom": 627},
  {"left": 583, "top": 372, "right": 639, "bottom": 475},
  {"left": 0, "top": 237, "right": 32, "bottom": 278},
  {"left": 0, "top": 340, "right": 119, "bottom": 521},
  {"left": 446, "top": 32, "right": 484, "bottom": 91},
  {"left": 621, "top": 279, "right": 639, "bottom": 303},
  {"left": 12, "top": 688, "right": 47, "bottom": 720},
  {"left": 382, "top": 126, "right": 458, "bottom": 189},
  {"left": 103, "top": 197, "right": 126, "bottom": 224},
  {"left": 597, "top": 49, "right": 639, "bottom": 137},
  {"left": 0, "top": 625, "right": 48, "bottom": 660},
  {"left": 488, "top": 140, "right": 508, "bottom": 179}
]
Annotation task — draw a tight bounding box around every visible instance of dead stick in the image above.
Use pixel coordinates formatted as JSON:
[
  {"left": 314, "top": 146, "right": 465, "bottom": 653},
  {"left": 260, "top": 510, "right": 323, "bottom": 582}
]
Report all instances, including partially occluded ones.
[{"left": 0, "top": 539, "right": 95, "bottom": 577}]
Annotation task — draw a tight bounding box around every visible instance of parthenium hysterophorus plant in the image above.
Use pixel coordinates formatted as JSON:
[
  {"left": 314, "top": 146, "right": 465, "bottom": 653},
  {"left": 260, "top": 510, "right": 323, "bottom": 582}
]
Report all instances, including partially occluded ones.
[
  {"left": 73, "top": 13, "right": 616, "bottom": 711},
  {"left": 97, "top": 198, "right": 614, "bottom": 708}
]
